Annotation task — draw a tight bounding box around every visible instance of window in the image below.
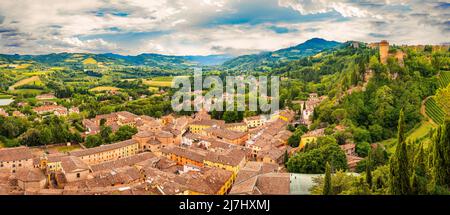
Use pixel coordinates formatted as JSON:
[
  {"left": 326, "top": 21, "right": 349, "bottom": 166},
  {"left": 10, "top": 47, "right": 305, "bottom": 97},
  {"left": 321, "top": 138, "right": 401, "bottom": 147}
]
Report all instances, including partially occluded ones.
[{"left": 76, "top": 173, "right": 81, "bottom": 178}]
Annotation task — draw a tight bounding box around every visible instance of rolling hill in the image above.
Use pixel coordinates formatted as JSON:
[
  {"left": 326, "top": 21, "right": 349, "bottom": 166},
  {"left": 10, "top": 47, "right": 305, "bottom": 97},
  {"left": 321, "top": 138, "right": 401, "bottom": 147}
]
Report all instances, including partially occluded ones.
[
  {"left": 221, "top": 38, "right": 342, "bottom": 71},
  {"left": 0, "top": 38, "right": 340, "bottom": 70}
]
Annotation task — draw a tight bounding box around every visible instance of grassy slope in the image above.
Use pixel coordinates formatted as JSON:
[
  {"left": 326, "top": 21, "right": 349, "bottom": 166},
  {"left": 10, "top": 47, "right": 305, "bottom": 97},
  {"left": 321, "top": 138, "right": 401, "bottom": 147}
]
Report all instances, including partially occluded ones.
[{"left": 9, "top": 76, "right": 41, "bottom": 89}]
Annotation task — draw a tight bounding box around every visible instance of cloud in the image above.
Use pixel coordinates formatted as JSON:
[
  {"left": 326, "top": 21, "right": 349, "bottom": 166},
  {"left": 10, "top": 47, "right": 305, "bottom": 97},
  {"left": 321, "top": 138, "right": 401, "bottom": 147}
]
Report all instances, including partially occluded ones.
[
  {"left": 278, "top": 0, "right": 372, "bottom": 18},
  {"left": 267, "top": 25, "right": 298, "bottom": 34},
  {"left": 0, "top": 0, "right": 448, "bottom": 55}
]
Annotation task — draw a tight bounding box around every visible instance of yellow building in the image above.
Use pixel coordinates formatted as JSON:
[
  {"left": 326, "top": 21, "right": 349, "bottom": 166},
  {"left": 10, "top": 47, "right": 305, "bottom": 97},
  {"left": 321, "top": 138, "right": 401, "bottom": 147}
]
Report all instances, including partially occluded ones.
[
  {"left": 299, "top": 128, "right": 324, "bottom": 149},
  {"left": 271, "top": 109, "right": 295, "bottom": 122},
  {"left": 188, "top": 119, "right": 225, "bottom": 134},
  {"left": 244, "top": 116, "right": 265, "bottom": 128},
  {"left": 160, "top": 146, "right": 206, "bottom": 167},
  {"left": 224, "top": 122, "right": 248, "bottom": 132},
  {"left": 70, "top": 139, "right": 139, "bottom": 165},
  {"left": 203, "top": 149, "right": 247, "bottom": 182},
  {"left": 299, "top": 136, "right": 317, "bottom": 149}
]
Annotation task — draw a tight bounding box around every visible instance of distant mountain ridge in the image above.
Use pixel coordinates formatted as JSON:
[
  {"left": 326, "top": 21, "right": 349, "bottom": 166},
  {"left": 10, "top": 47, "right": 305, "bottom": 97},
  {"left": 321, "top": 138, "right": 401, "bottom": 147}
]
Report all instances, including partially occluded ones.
[
  {"left": 0, "top": 38, "right": 342, "bottom": 70},
  {"left": 222, "top": 38, "right": 342, "bottom": 71}
]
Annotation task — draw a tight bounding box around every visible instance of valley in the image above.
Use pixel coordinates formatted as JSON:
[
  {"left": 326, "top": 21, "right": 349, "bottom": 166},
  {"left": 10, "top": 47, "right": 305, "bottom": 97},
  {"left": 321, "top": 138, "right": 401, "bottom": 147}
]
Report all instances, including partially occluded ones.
[{"left": 0, "top": 38, "right": 449, "bottom": 195}]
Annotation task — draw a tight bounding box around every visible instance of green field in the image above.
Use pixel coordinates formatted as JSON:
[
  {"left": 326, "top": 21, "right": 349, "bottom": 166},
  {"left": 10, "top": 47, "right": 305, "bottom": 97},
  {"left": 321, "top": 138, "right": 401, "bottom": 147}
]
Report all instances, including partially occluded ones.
[
  {"left": 22, "top": 71, "right": 54, "bottom": 76},
  {"left": 382, "top": 121, "right": 436, "bottom": 154},
  {"left": 438, "top": 71, "right": 450, "bottom": 88},
  {"left": 144, "top": 80, "right": 173, "bottom": 87},
  {"left": 89, "top": 86, "right": 120, "bottom": 92},
  {"left": 0, "top": 94, "right": 12, "bottom": 99},
  {"left": 144, "top": 76, "right": 189, "bottom": 87},
  {"left": 148, "top": 87, "right": 159, "bottom": 92},
  {"left": 9, "top": 89, "right": 44, "bottom": 96},
  {"left": 425, "top": 97, "right": 445, "bottom": 124},
  {"left": 53, "top": 145, "right": 81, "bottom": 153},
  {"left": 9, "top": 76, "right": 43, "bottom": 90},
  {"left": 406, "top": 121, "right": 435, "bottom": 142}
]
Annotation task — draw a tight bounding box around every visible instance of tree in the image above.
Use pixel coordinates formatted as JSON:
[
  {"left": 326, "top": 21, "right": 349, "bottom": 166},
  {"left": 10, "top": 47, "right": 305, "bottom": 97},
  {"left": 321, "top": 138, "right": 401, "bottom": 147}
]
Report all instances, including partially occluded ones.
[
  {"left": 333, "top": 131, "right": 348, "bottom": 145},
  {"left": 431, "top": 119, "right": 450, "bottom": 192},
  {"left": 287, "top": 140, "right": 347, "bottom": 174},
  {"left": 374, "top": 85, "right": 394, "bottom": 126},
  {"left": 331, "top": 108, "right": 347, "bottom": 123},
  {"left": 323, "top": 162, "right": 332, "bottom": 195},
  {"left": 310, "top": 170, "right": 358, "bottom": 195},
  {"left": 365, "top": 151, "right": 373, "bottom": 188},
  {"left": 356, "top": 141, "right": 371, "bottom": 157},
  {"left": 113, "top": 125, "right": 138, "bottom": 142},
  {"left": 100, "top": 118, "right": 107, "bottom": 126},
  {"left": 85, "top": 135, "right": 102, "bottom": 148},
  {"left": 223, "top": 111, "right": 238, "bottom": 123},
  {"left": 18, "top": 128, "right": 41, "bottom": 146},
  {"left": 287, "top": 134, "right": 300, "bottom": 147},
  {"left": 100, "top": 126, "right": 112, "bottom": 144},
  {"left": 369, "top": 124, "right": 384, "bottom": 142},
  {"left": 410, "top": 143, "right": 428, "bottom": 195},
  {"left": 352, "top": 127, "right": 371, "bottom": 143},
  {"left": 284, "top": 150, "right": 289, "bottom": 165},
  {"left": 70, "top": 132, "right": 83, "bottom": 144},
  {"left": 39, "top": 127, "right": 52, "bottom": 145},
  {"left": 389, "top": 109, "right": 411, "bottom": 195}
]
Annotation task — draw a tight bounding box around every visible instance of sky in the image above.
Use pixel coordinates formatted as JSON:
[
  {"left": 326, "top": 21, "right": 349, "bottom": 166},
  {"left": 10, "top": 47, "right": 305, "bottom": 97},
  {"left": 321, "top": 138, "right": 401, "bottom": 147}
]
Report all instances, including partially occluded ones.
[{"left": 0, "top": 0, "right": 449, "bottom": 56}]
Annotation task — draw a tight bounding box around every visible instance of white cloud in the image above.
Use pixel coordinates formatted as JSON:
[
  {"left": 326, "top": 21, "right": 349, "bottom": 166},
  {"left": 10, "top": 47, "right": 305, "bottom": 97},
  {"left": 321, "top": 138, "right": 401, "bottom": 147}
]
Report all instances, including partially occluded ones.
[
  {"left": 0, "top": 0, "right": 448, "bottom": 55},
  {"left": 277, "top": 0, "right": 383, "bottom": 18}
]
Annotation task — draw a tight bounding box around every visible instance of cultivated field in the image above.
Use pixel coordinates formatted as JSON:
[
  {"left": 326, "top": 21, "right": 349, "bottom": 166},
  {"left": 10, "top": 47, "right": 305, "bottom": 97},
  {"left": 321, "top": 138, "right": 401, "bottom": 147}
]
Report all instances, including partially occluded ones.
[
  {"left": 89, "top": 86, "right": 120, "bottom": 92},
  {"left": 438, "top": 71, "right": 450, "bottom": 88},
  {"left": 143, "top": 76, "right": 189, "bottom": 87},
  {"left": 9, "top": 89, "right": 43, "bottom": 96},
  {"left": 9, "top": 76, "right": 42, "bottom": 90},
  {"left": 406, "top": 121, "right": 435, "bottom": 142},
  {"left": 425, "top": 97, "right": 445, "bottom": 124},
  {"left": 82, "top": 57, "right": 98, "bottom": 65}
]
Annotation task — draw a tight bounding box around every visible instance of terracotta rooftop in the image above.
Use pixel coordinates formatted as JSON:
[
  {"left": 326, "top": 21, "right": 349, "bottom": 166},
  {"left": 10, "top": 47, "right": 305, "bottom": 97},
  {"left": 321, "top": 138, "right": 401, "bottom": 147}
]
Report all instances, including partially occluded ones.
[
  {"left": 340, "top": 143, "right": 356, "bottom": 151},
  {"left": 0, "top": 147, "right": 34, "bottom": 162},
  {"left": 190, "top": 119, "right": 225, "bottom": 126},
  {"left": 15, "top": 168, "right": 45, "bottom": 182},
  {"left": 244, "top": 116, "right": 262, "bottom": 121},
  {"left": 205, "top": 149, "right": 246, "bottom": 166},
  {"left": 70, "top": 139, "right": 138, "bottom": 157},
  {"left": 133, "top": 131, "right": 155, "bottom": 138},
  {"left": 205, "top": 127, "right": 247, "bottom": 140},
  {"left": 255, "top": 173, "right": 290, "bottom": 195},
  {"left": 161, "top": 146, "right": 206, "bottom": 163},
  {"left": 33, "top": 105, "right": 66, "bottom": 113},
  {"left": 180, "top": 167, "right": 233, "bottom": 194},
  {"left": 90, "top": 152, "right": 156, "bottom": 172}
]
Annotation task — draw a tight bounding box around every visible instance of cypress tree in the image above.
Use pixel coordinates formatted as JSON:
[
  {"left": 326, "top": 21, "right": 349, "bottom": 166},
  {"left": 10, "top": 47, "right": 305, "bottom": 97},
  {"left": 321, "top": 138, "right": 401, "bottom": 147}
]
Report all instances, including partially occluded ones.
[
  {"left": 411, "top": 143, "right": 427, "bottom": 195},
  {"left": 284, "top": 150, "right": 289, "bottom": 165},
  {"left": 389, "top": 109, "right": 411, "bottom": 194},
  {"left": 366, "top": 151, "right": 373, "bottom": 189},
  {"left": 431, "top": 119, "right": 450, "bottom": 191},
  {"left": 323, "top": 162, "right": 332, "bottom": 195}
]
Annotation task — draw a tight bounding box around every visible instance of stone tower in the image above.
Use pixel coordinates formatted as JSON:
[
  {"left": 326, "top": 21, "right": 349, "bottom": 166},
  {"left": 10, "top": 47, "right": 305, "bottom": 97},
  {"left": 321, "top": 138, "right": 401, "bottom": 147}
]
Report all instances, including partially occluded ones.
[{"left": 379, "top": 40, "right": 389, "bottom": 65}]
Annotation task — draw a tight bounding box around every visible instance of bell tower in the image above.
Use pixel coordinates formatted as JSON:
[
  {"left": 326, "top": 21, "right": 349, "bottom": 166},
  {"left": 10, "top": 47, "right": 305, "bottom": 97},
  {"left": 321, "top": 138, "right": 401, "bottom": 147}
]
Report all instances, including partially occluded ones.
[{"left": 379, "top": 40, "right": 389, "bottom": 65}]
